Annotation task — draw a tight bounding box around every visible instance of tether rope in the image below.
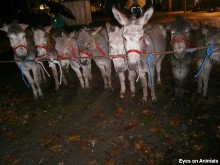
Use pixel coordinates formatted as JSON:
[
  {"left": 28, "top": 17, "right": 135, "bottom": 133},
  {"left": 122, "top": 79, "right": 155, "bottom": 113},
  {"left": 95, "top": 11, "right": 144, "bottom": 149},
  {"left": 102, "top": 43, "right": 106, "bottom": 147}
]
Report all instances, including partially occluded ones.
[{"left": 0, "top": 45, "right": 212, "bottom": 63}]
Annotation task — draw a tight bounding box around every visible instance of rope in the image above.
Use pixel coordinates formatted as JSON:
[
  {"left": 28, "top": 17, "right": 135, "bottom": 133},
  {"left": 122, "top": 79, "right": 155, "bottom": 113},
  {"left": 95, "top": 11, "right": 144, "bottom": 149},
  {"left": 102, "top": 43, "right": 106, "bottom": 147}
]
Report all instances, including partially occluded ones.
[
  {"left": 35, "top": 56, "right": 51, "bottom": 78},
  {"left": 146, "top": 53, "right": 154, "bottom": 86},
  {"left": 0, "top": 45, "right": 218, "bottom": 63},
  {"left": 19, "top": 60, "right": 35, "bottom": 88},
  {"left": 194, "top": 43, "right": 220, "bottom": 78},
  {"left": 49, "top": 58, "right": 63, "bottom": 85}
]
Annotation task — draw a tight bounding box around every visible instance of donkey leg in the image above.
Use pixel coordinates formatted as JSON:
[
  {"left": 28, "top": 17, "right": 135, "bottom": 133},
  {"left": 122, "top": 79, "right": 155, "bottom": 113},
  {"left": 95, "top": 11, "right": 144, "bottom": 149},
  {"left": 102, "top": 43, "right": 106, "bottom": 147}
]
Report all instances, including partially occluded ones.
[
  {"left": 128, "top": 70, "right": 136, "bottom": 97},
  {"left": 82, "top": 65, "right": 90, "bottom": 89},
  {"left": 147, "top": 69, "right": 157, "bottom": 103},
  {"left": 32, "top": 67, "right": 43, "bottom": 98},
  {"left": 202, "top": 61, "right": 212, "bottom": 98},
  {"left": 23, "top": 70, "right": 39, "bottom": 100},
  {"left": 50, "top": 64, "right": 60, "bottom": 91},
  {"left": 139, "top": 72, "right": 148, "bottom": 103},
  {"left": 61, "top": 69, "right": 68, "bottom": 86},
  {"left": 72, "top": 67, "right": 85, "bottom": 88},
  {"left": 155, "top": 55, "right": 164, "bottom": 88},
  {"left": 97, "top": 65, "right": 108, "bottom": 89},
  {"left": 105, "top": 63, "right": 112, "bottom": 89},
  {"left": 118, "top": 72, "right": 126, "bottom": 98},
  {"left": 88, "top": 61, "right": 92, "bottom": 80}
]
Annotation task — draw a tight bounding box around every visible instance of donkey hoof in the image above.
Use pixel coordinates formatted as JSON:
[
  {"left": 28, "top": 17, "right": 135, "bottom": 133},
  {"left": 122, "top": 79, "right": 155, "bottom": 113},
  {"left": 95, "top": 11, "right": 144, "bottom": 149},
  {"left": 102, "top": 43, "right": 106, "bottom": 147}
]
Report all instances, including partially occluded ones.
[
  {"left": 120, "top": 94, "right": 125, "bottom": 99},
  {"left": 131, "top": 93, "right": 136, "bottom": 97}
]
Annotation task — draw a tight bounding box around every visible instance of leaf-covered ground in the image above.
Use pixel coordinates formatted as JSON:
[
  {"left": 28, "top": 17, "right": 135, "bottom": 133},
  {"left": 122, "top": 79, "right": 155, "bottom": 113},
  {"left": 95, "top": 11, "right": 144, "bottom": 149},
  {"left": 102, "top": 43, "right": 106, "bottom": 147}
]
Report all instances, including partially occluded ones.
[{"left": 0, "top": 11, "right": 220, "bottom": 165}]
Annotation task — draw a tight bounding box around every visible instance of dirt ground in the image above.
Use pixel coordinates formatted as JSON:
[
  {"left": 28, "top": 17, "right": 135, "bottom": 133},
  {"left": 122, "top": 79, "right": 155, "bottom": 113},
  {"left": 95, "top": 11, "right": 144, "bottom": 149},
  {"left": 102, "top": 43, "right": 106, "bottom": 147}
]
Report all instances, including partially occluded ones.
[{"left": 0, "top": 11, "right": 220, "bottom": 165}]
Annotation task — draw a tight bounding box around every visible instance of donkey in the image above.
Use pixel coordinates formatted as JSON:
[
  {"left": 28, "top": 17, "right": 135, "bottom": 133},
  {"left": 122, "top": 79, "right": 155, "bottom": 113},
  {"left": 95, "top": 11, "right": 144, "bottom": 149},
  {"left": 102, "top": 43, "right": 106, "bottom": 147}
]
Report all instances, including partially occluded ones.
[
  {"left": 54, "top": 33, "right": 90, "bottom": 89},
  {"left": 112, "top": 6, "right": 166, "bottom": 103},
  {"left": 76, "top": 27, "right": 112, "bottom": 90},
  {"left": 166, "top": 17, "right": 198, "bottom": 104},
  {"left": 32, "top": 26, "right": 68, "bottom": 91},
  {"left": 196, "top": 26, "right": 220, "bottom": 98},
  {"left": 0, "top": 23, "right": 43, "bottom": 99},
  {"left": 106, "top": 24, "right": 137, "bottom": 98}
]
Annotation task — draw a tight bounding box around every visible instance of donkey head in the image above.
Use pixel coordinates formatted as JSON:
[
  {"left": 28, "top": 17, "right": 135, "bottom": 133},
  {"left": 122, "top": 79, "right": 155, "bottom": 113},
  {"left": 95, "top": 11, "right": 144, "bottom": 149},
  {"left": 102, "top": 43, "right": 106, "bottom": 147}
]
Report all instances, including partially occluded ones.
[
  {"left": 77, "top": 27, "right": 102, "bottom": 65},
  {"left": 202, "top": 27, "right": 220, "bottom": 64},
  {"left": 54, "top": 33, "right": 76, "bottom": 69},
  {"left": 106, "top": 24, "right": 127, "bottom": 73},
  {"left": 166, "top": 17, "right": 198, "bottom": 60},
  {"left": 33, "top": 26, "right": 52, "bottom": 57},
  {"left": 112, "top": 6, "right": 153, "bottom": 69},
  {"left": 1, "top": 23, "right": 29, "bottom": 61}
]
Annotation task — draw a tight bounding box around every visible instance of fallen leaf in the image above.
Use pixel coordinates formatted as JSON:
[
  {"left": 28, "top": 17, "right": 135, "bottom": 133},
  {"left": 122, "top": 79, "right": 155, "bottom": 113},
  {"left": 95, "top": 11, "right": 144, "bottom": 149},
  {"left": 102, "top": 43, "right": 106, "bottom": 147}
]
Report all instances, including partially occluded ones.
[
  {"left": 142, "top": 110, "right": 152, "bottom": 116},
  {"left": 68, "top": 135, "right": 81, "bottom": 142},
  {"left": 115, "top": 107, "right": 125, "bottom": 116},
  {"left": 50, "top": 144, "right": 62, "bottom": 152},
  {"left": 194, "top": 144, "right": 203, "bottom": 151},
  {"left": 149, "top": 127, "right": 158, "bottom": 133},
  {"left": 124, "top": 121, "right": 139, "bottom": 131},
  {"left": 134, "top": 141, "right": 143, "bottom": 150},
  {"left": 93, "top": 113, "right": 106, "bottom": 119},
  {"left": 170, "top": 118, "right": 180, "bottom": 126}
]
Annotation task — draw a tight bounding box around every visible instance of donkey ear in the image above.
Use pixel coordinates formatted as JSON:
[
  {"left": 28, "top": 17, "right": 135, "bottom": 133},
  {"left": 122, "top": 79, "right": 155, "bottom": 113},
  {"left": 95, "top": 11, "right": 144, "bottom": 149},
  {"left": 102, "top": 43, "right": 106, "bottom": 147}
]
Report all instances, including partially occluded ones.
[
  {"left": 106, "top": 22, "right": 111, "bottom": 33},
  {"left": 69, "top": 31, "right": 76, "bottom": 38},
  {"left": 112, "top": 6, "right": 130, "bottom": 26},
  {"left": 0, "top": 24, "right": 9, "bottom": 33},
  {"left": 92, "top": 26, "right": 102, "bottom": 35},
  {"left": 165, "top": 23, "right": 171, "bottom": 31},
  {"left": 45, "top": 25, "right": 52, "bottom": 33},
  {"left": 19, "top": 24, "right": 29, "bottom": 30},
  {"left": 136, "top": 7, "right": 154, "bottom": 26}
]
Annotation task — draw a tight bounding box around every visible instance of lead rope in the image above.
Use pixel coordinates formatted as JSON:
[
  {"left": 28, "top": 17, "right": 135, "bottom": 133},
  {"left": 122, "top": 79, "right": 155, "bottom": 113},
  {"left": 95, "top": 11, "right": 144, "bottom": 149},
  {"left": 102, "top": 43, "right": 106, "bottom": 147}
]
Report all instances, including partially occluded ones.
[
  {"left": 194, "top": 43, "right": 214, "bottom": 78},
  {"left": 19, "top": 60, "right": 35, "bottom": 88},
  {"left": 35, "top": 56, "right": 51, "bottom": 77},
  {"left": 146, "top": 53, "right": 154, "bottom": 86},
  {"left": 49, "top": 58, "right": 63, "bottom": 85}
]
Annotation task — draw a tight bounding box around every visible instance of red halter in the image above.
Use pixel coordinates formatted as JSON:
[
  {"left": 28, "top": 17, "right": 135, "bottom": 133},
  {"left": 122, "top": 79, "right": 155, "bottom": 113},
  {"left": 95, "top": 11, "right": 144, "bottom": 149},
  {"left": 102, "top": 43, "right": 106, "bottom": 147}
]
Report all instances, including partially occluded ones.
[
  {"left": 79, "top": 50, "right": 93, "bottom": 57},
  {"left": 13, "top": 44, "right": 28, "bottom": 54},
  {"left": 170, "top": 37, "right": 191, "bottom": 47},
  {"left": 35, "top": 38, "right": 52, "bottom": 53},
  {"left": 126, "top": 49, "right": 142, "bottom": 57}
]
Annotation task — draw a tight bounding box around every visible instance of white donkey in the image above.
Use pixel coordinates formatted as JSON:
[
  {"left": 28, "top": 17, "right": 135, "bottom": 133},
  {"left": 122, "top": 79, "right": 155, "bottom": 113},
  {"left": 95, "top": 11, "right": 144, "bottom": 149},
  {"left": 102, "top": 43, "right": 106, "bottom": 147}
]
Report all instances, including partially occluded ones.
[
  {"left": 76, "top": 27, "right": 112, "bottom": 89},
  {"left": 106, "top": 24, "right": 137, "bottom": 98},
  {"left": 33, "top": 26, "right": 68, "bottom": 91},
  {"left": 112, "top": 7, "right": 166, "bottom": 103},
  {"left": 54, "top": 33, "right": 90, "bottom": 89},
  {"left": 0, "top": 23, "right": 43, "bottom": 99}
]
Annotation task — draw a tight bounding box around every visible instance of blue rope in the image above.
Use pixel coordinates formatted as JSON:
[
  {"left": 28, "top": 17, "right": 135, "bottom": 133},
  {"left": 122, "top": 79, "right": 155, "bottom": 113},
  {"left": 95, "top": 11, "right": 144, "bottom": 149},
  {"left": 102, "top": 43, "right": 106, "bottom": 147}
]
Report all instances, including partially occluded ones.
[
  {"left": 146, "top": 53, "right": 154, "bottom": 86},
  {"left": 19, "top": 60, "right": 35, "bottom": 88},
  {"left": 194, "top": 43, "right": 214, "bottom": 78}
]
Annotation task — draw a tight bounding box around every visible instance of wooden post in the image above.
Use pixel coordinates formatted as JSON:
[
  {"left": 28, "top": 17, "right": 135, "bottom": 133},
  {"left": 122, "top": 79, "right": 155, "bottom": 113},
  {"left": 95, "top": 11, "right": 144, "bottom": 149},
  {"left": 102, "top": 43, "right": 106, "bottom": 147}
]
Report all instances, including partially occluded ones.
[
  {"left": 184, "top": 0, "right": 186, "bottom": 13},
  {"left": 168, "top": 0, "right": 172, "bottom": 11}
]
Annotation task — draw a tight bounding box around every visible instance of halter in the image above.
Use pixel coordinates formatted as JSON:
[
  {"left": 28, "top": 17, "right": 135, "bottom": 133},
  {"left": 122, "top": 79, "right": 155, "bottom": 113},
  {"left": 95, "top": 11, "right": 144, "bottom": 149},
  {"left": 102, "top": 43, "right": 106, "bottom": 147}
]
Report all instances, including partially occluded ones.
[
  {"left": 126, "top": 49, "right": 142, "bottom": 57},
  {"left": 35, "top": 37, "right": 52, "bottom": 54},
  {"left": 170, "top": 37, "right": 191, "bottom": 47},
  {"left": 79, "top": 50, "right": 93, "bottom": 57},
  {"left": 125, "top": 37, "right": 147, "bottom": 57},
  {"left": 13, "top": 44, "right": 28, "bottom": 56}
]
